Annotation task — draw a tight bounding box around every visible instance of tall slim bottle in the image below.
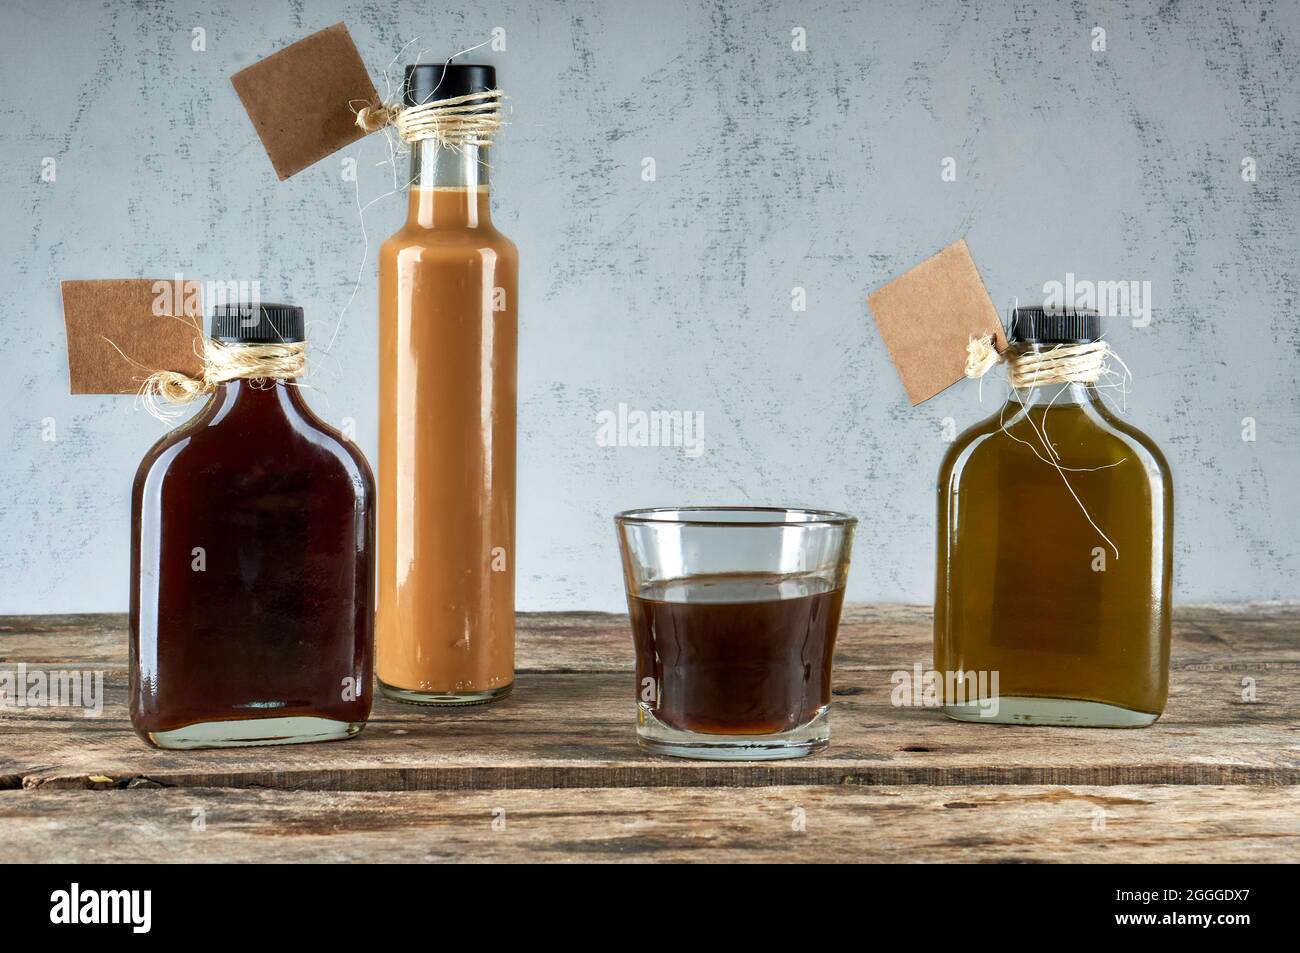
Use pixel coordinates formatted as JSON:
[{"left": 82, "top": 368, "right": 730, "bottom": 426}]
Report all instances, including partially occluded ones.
[{"left": 377, "top": 64, "right": 518, "bottom": 704}]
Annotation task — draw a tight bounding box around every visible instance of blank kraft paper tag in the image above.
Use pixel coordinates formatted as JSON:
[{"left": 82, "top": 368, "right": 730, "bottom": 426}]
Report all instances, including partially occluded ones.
[
  {"left": 61, "top": 279, "right": 204, "bottom": 395},
  {"left": 867, "top": 239, "right": 1006, "bottom": 405},
  {"left": 230, "top": 22, "right": 380, "bottom": 180}
]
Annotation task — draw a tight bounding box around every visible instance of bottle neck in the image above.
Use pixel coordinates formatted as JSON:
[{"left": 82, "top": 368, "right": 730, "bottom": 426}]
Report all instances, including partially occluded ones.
[
  {"left": 1003, "top": 343, "right": 1102, "bottom": 409},
  {"left": 206, "top": 378, "right": 305, "bottom": 426},
  {"left": 1007, "top": 380, "right": 1096, "bottom": 408},
  {"left": 407, "top": 140, "right": 491, "bottom": 228}
]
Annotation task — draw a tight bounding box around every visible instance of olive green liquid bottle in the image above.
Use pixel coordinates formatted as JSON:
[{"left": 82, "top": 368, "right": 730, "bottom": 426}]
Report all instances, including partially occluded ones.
[{"left": 935, "top": 308, "right": 1173, "bottom": 727}]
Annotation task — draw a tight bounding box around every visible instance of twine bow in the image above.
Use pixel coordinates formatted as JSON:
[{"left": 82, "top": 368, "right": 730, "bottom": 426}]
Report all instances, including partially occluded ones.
[{"left": 138, "top": 339, "right": 306, "bottom": 419}]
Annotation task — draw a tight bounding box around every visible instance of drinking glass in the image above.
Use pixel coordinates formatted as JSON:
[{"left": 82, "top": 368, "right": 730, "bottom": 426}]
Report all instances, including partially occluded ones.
[{"left": 615, "top": 507, "right": 856, "bottom": 760}]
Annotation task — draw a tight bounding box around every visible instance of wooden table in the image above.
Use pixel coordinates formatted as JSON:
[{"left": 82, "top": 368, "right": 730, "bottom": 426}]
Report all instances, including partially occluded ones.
[{"left": 1, "top": 605, "right": 1297, "bottom": 863}]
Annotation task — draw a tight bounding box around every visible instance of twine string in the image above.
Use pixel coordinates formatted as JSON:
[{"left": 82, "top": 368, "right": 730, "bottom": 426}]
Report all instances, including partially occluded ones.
[
  {"left": 964, "top": 335, "right": 1110, "bottom": 388},
  {"left": 133, "top": 339, "right": 307, "bottom": 420},
  {"left": 355, "top": 88, "right": 505, "bottom": 147},
  {"left": 964, "top": 334, "right": 1128, "bottom": 559},
  {"left": 327, "top": 43, "right": 505, "bottom": 359}
]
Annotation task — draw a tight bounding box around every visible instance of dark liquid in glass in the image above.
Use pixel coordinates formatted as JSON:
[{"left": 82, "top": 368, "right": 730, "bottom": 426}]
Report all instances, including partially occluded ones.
[
  {"left": 130, "top": 379, "right": 375, "bottom": 747},
  {"left": 629, "top": 573, "right": 844, "bottom": 734}
]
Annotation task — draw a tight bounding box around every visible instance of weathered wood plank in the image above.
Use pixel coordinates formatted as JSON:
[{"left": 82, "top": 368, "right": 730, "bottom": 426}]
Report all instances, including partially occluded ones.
[
  {"left": 2, "top": 603, "right": 1297, "bottom": 669},
  {"left": 2, "top": 665, "right": 1296, "bottom": 790},
  {"left": 0, "top": 784, "right": 1295, "bottom": 863}
]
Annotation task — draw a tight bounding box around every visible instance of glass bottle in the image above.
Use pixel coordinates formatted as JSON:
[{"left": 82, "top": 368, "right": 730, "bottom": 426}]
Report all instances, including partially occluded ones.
[
  {"left": 130, "top": 303, "right": 375, "bottom": 748},
  {"left": 935, "top": 307, "right": 1173, "bottom": 727},
  {"left": 377, "top": 64, "right": 518, "bottom": 704}
]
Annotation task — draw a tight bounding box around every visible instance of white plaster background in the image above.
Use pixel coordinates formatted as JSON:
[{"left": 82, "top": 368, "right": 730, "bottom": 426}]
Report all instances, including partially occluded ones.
[{"left": 0, "top": 0, "right": 1296, "bottom": 612}]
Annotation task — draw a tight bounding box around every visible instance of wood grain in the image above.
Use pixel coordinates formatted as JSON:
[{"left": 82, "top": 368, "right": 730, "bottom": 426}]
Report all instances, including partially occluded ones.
[
  {"left": 0, "top": 784, "right": 1294, "bottom": 863},
  {"left": 3, "top": 603, "right": 1297, "bottom": 669},
  {"left": 1, "top": 606, "right": 1296, "bottom": 862},
  {"left": 1, "top": 664, "right": 1295, "bottom": 791}
]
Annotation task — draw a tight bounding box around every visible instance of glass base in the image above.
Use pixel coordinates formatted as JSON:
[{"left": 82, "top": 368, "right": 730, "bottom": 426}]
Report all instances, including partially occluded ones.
[
  {"left": 378, "top": 679, "right": 514, "bottom": 707},
  {"left": 943, "top": 696, "right": 1160, "bottom": 728},
  {"left": 636, "top": 704, "right": 829, "bottom": 760},
  {"left": 146, "top": 715, "right": 365, "bottom": 750}
]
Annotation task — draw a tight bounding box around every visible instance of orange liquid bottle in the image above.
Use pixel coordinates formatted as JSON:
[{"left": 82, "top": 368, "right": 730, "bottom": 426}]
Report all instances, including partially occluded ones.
[{"left": 376, "top": 64, "right": 518, "bottom": 704}]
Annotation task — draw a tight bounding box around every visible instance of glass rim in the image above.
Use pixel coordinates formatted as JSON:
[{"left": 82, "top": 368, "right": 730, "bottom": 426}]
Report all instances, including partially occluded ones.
[{"left": 613, "top": 506, "right": 857, "bottom": 528}]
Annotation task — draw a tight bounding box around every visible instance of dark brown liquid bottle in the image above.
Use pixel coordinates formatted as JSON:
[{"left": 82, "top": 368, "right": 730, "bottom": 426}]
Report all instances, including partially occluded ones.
[{"left": 130, "top": 303, "right": 375, "bottom": 749}]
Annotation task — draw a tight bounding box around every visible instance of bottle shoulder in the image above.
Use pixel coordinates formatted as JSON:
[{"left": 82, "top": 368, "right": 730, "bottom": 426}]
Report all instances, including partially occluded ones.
[
  {"left": 383, "top": 221, "right": 516, "bottom": 249},
  {"left": 940, "top": 400, "right": 1171, "bottom": 493},
  {"left": 131, "top": 403, "right": 217, "bottom": 487},
  {"left": 1092, "top": 403, "right": 1171, "bottom": 473},
  {"left": 286, "top": 392, "right": 377, "bottom": 491},
  {"left": 132, "top": 393, "right": 374, "bottom": 499},
  {"left": 939, "top": 410, "right": 1005, "bottom": 473}
]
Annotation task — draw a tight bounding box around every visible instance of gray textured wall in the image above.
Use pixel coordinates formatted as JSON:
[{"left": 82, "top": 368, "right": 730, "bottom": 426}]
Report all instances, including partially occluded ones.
[{"left": 1, "top": 0, "right": 1297, "bottom": 613}]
